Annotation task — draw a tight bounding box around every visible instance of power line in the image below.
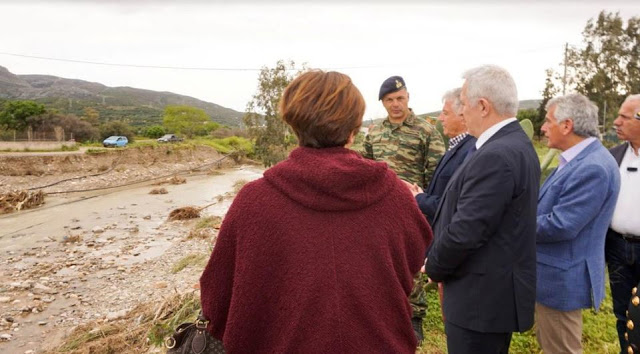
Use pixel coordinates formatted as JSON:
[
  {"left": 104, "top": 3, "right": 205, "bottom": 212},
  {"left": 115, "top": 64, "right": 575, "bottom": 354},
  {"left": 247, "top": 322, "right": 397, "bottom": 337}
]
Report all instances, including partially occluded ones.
[
  {"left": 0, "top": 44, "right": 568, "bottom": 72},
  {"left": 0, "top": 51, "right": 262, "bottom": 71},
  {"left": 0, "top": 51, "right": 380, "bottom": 71}
]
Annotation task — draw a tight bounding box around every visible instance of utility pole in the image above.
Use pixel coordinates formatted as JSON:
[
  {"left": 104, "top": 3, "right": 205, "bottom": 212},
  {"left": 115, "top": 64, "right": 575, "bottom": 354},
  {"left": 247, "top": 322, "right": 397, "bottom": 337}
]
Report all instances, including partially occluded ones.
[
  {"left": 602, "top": 101, "right": 607, "bottom": 136},
  {"left": 562, "top": 43, "right": 568, "bottom": 95}
]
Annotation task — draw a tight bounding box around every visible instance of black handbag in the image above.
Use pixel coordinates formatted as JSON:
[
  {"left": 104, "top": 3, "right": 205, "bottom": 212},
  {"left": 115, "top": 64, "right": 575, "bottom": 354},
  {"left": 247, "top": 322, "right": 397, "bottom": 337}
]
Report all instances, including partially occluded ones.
[{"left": 165, "top": 311, "right": 225, "bottom": 354}]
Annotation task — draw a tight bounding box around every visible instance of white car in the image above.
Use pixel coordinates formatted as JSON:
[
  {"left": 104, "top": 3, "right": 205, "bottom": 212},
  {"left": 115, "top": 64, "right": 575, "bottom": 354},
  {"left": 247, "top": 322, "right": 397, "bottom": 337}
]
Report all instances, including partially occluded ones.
[{"left": 157, "top": 134, "right": 183, "bottom": 143}]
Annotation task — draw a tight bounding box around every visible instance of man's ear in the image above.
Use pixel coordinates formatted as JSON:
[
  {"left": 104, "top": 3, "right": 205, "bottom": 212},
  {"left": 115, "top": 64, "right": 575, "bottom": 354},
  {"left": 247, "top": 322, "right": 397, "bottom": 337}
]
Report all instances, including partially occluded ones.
[
  {"left": 562, "top": 119, "right": 575, "bottom": 135},
  {"left": 478, "top": 98, "right": 490, "bottom": 117}
]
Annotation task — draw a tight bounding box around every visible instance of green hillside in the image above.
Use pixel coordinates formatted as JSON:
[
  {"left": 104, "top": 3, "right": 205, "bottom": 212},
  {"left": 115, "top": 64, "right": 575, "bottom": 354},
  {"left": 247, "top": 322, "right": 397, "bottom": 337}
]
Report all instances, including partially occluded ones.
[{"left": 0, "top": 65, "right": 244, "bottom": 127}]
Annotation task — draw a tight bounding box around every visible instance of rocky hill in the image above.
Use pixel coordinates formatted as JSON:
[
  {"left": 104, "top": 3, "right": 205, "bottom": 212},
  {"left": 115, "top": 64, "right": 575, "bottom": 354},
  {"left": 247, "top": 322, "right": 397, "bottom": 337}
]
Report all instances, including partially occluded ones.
[{"left": 0, "top": 66, "right": 244, "bottom": 127}]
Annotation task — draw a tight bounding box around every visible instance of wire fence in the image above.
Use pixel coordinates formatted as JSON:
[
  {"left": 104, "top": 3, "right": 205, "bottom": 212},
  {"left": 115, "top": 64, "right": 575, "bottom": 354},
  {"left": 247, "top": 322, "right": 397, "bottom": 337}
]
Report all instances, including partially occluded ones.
[{"left": 0, "top": 129, "right": 69, "bottom": 142}]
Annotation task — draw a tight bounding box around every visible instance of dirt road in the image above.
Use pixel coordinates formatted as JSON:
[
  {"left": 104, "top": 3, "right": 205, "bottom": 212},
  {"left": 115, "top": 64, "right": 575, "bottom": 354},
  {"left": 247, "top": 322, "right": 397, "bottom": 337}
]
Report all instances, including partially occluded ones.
[
  {"left": 0, "top": 166, "right": 263, "bottom": 353},
  {"left": 0, "top": 147, "right": 95, "bottom": 157}
]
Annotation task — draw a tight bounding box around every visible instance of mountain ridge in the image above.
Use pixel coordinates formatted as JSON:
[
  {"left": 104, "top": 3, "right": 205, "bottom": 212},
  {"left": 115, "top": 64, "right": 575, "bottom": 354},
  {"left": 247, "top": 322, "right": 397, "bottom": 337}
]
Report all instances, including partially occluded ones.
[{"left": 0, "top": 65, "right": 244, "bottom": 127}]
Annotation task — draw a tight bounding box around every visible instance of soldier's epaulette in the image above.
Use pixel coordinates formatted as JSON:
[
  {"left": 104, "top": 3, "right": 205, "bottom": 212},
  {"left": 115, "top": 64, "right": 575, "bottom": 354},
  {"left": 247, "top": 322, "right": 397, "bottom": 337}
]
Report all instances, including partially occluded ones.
[{"left": 424, "top": 116, "right": 438, "bottom": 125}]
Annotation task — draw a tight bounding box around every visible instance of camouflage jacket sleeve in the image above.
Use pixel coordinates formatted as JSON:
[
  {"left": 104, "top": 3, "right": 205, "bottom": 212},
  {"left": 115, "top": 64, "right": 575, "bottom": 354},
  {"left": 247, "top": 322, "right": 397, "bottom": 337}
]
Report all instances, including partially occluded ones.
[
  {"left": 361, "top": 129, "right": 374, "bottom": 160},
  {"left": 423, "top": 128, "right": 445, "bottom": 188}
]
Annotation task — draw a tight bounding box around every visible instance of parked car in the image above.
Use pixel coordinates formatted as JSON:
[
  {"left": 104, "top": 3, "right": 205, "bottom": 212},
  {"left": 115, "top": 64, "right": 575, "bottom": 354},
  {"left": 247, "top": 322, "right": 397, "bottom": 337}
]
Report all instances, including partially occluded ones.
[
  {"left": 157, "top": 134, "right": 184, "bottom": 143},
  {"left": 103, "top": 136, "right": 128, "bottom": 147}
]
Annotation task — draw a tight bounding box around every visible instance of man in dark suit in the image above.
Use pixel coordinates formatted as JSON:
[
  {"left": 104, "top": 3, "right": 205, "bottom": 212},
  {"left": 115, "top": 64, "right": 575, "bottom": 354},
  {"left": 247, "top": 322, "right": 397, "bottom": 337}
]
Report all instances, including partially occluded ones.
[
  {"left": 406, "top": 87, "right": 477, "bottom": 225},
  {"left": 605, "top": 94, "right": 640, "bottom": 354},
  {"left": 406, "top": 87, "right": 476, "bottom": 322},
  {"left": 425, "top": 65, "right": 541, "bottom": 354}
]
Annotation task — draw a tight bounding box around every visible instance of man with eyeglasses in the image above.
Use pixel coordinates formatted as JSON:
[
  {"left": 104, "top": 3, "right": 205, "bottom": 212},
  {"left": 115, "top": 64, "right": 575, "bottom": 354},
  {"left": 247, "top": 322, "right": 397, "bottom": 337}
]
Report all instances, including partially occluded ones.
[{"left": 606, "top": 94, "right": 640, "bottom": 354}]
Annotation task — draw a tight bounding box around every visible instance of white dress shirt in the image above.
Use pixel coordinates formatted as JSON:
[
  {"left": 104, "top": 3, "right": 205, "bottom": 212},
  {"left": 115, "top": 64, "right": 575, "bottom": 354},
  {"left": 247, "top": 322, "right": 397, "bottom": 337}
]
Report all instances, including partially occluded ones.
[
  {"left": 610, "top": 144, "right": 640, "bottom": 236},
  {"left": 475, "top": 118, "right": 518, "bottom": 150}
]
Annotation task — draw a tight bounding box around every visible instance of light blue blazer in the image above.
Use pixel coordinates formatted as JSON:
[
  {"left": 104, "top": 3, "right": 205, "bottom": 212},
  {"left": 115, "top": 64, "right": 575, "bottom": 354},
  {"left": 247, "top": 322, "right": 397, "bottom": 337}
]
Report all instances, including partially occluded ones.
[{"left": 536, "top": 139, "right": 620, "bottom": 311}]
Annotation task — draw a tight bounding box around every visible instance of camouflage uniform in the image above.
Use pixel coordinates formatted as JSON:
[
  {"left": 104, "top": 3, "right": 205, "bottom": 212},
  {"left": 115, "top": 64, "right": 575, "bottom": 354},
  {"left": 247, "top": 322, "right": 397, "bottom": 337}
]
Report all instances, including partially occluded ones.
[
  {"left": 362, "top": 111, "right": 445, "bottom": 189},
  {"left": 361, "top": 110, "right": 445, "bottom": 321}
]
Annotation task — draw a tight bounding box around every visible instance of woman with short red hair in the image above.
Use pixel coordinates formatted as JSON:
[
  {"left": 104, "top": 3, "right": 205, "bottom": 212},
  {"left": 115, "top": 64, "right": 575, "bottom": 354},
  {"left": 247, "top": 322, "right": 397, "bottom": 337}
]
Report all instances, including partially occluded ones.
[{"left": 200, "top": 70, "right": 431, "bottom": 353}]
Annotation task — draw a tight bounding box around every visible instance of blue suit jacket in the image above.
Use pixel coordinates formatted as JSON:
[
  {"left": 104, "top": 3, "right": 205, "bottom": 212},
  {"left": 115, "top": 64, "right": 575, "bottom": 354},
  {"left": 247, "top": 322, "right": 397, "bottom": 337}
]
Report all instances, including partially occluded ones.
[
  {"left": 536, "top": 139, "right": 620, "bottom": 311},
  {"left": 416, "top": 134, "right": 476, "bottom": 224}
]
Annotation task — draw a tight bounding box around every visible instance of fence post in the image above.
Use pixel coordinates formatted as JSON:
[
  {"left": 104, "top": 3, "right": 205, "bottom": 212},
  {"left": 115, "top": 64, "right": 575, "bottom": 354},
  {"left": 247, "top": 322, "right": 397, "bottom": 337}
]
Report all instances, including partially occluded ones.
[{"left": 54, "top": 126, "right": 63, "bottom": 142}]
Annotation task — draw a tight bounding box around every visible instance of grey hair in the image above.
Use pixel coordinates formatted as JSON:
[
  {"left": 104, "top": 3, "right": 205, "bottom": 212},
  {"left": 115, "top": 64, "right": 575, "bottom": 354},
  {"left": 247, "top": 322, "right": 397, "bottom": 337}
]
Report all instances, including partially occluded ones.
[
  {"left": 546, "top": 93, "right": 599, "bottom": 138},
  {"left": 442, "top": 88, "right": 462, "bottom": 114},
  {"left": 624, "top": 94, "right": 640, "bottom": 104},
  {"left": 462, "top": 65, "right": 518, "bottom": 116}
]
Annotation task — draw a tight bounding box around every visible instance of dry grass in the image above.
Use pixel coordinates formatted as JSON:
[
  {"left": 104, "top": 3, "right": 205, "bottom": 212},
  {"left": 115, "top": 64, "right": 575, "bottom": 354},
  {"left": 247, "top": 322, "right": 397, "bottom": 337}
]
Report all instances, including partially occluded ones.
[
  {"left": 149, "top": 187, "right": 168, "bottom": 194},
  {"left": 168, "top": 176, "right": 186, "bottom": 185},
  {"left": 194, "top": 215, "right": 222, "bottom": 230},
  {"left": 186, "top": 216, "right": 222, "bottom": 240},
  {"left": 61, "top": 234, "right": 83, "bottom": 244},
  {"left": 0, "top": 190, "right": 45, "bottom": 214},
  {"left": 232, "top": 179, "right": 248, "bottom": 194},
  {"left": 48, "top": 292, "right": 201, "bottom": 353},
  {"left": 171, "top": 253, "right": 208, "bottom": 274},
  {"left": 152, "top": 175, "right": 187, "bottom": 186},
  {"left": 168, "top": 206, "right": 201, "bottom": 221}
]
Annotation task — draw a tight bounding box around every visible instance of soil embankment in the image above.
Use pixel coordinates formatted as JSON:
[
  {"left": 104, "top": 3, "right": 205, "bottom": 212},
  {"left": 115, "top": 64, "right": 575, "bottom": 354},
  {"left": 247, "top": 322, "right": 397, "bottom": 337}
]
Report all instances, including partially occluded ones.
[{"left": 0, "top": 145, "right": 238, "bottom": 195}]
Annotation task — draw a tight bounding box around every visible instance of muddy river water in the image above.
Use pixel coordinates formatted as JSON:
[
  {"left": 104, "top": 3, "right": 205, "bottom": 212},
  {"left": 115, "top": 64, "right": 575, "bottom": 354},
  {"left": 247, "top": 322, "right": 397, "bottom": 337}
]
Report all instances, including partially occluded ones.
[{"left": 0, "top": 166, "right": 264, "bottom": 251}]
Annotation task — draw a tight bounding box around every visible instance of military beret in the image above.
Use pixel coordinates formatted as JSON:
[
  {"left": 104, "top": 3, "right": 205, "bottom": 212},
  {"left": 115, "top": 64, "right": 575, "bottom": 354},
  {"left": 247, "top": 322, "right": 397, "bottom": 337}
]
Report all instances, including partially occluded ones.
[{"left": 379, "top": 76, "right": 406, "bottom": 100}]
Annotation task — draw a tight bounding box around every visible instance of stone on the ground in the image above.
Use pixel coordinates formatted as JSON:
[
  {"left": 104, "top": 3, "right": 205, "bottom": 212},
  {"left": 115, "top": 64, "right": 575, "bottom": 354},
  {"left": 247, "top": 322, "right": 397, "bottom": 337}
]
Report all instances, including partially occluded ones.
[{"left": 91, "top": 226, "right": 105, "bottom": 233}]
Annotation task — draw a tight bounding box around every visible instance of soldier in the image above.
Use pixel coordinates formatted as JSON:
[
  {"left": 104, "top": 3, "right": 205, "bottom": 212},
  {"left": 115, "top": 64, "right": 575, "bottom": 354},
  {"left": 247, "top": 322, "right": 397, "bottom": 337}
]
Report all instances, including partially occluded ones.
[
  {"left": 363, "top": 76, "right": 446, "bottom": 189},
  {"left": 361, "top": 75, "right": 445, "bottom": 342}
]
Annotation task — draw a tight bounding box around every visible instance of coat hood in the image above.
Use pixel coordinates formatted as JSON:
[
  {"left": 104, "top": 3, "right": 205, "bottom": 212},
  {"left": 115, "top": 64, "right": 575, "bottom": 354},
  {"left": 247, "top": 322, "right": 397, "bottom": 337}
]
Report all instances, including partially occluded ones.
[{"left": 263, "top": 147, "right": 398, "bottom": 212}]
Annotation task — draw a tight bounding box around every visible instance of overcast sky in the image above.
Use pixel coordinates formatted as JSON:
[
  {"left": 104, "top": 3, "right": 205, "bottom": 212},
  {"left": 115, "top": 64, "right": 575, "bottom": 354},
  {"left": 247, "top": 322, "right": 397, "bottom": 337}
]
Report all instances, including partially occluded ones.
[{"left": 1, "top": 1, "right": 639, "bottom": 121}]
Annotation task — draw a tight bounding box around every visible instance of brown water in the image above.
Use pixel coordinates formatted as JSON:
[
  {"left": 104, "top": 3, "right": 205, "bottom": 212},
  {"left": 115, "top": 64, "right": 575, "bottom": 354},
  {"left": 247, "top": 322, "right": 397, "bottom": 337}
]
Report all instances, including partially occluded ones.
[{"left": 0, "top": 166, "right": 264, "bottom": 252}]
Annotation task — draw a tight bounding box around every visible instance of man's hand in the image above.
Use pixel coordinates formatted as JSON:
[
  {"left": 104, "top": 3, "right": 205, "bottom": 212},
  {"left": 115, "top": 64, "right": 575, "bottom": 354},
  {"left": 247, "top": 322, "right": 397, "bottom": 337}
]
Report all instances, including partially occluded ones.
[
  {"left": 402, "top": 180, "right": 423, "bottom": 197},
  {"left": 422, "top": 263, "right": 433, "bottom": 283}
]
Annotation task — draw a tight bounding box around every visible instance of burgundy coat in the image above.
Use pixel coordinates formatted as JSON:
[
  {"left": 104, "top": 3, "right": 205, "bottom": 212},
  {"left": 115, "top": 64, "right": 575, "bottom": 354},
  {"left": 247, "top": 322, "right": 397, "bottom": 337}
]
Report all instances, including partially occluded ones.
[{"left": 200, "top": 147, "right": 431, "bottom": 353}]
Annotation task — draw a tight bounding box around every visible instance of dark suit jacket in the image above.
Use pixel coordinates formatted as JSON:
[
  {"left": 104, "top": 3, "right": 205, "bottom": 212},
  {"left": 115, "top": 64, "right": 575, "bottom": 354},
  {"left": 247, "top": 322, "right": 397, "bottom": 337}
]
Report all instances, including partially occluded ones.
[
  {"left": 610, "top": 142, "right": 628, "bottom": 166},
  {"left": 416, "top": 134, "right": 476, "bottom": 224},
  {"left": 426, "top": 121, "right": 541, "bottom": 333}
]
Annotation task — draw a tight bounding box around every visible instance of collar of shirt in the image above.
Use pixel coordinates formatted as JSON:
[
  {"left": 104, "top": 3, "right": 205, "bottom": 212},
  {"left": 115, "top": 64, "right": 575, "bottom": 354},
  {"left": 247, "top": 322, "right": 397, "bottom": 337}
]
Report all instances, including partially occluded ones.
[
  {"left": 448, "top": 132, "right": 469, "bottom": 151},
  {"left": 557, "top": 137, "right": 597, "bottom": 170},
  {"left": 627, "top": 142, "right": 640, "bottom": 157},
  {"left": 475, "top": 118, "right": 518, "bottom": 150}
]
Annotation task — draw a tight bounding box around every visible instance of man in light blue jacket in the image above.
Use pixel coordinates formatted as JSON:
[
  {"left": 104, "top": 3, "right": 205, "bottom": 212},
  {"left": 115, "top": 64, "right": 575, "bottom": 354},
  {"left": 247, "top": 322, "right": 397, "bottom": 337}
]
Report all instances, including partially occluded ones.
[{"left": 536, "top": 93, "right": 620, "bottom": 353}]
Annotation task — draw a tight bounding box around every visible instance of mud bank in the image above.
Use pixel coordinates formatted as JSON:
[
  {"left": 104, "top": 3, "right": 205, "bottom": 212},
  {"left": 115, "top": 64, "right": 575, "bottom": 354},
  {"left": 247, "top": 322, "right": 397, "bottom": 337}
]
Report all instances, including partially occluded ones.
[{"left": 0, "top": 145, "right": 240, "bottom": 194}]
